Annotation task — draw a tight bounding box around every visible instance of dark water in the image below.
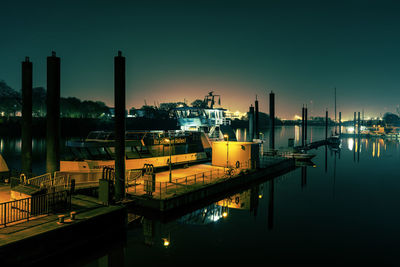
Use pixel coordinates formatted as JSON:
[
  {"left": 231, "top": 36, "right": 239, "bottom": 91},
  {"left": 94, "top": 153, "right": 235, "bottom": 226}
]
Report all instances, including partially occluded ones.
[{"left": 2, "top": 127, "right": 400, "bottom": 265}]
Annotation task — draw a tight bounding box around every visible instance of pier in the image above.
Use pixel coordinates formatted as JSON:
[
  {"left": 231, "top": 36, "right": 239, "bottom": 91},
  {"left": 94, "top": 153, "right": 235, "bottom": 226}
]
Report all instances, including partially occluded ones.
[{"left": 125, "top": 156, "right": 294, "bottom": 212}]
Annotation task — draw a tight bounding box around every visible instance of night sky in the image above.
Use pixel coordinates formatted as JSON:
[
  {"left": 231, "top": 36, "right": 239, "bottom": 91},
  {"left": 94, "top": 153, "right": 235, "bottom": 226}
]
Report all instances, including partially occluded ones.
[{"left": 1, "top": 0, "right": 400, "bottom": 120}]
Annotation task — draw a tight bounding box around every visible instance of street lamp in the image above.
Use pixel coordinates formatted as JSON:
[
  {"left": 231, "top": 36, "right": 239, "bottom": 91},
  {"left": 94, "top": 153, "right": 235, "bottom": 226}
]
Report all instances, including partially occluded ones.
[
  {"left": 164, "top": 137, "right": 172, "bottom": 182},
  {"left": 224, "top": 134, "right": 229, "bottom": 168}
]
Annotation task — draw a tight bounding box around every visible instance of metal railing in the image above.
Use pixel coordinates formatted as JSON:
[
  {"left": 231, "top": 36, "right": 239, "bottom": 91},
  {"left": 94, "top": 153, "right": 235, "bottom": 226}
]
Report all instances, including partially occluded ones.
[
  {"left": 130, "top": 160, "right": 254, "bottom": 199},
  {"left": 26, "top": 173, "right": 52, "bottom": 187},
  {"left": 0, "top": 190, "right": 71, "bottom": 227}
]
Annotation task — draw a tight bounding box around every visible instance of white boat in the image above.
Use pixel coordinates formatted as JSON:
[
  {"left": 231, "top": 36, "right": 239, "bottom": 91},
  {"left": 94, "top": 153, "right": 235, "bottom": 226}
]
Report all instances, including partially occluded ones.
[
  {"left": 173, "top": 92, "right": 237, "bottom": 141},
  {"left": 60, "top": 130, "right": 209, "bottom": 173}
]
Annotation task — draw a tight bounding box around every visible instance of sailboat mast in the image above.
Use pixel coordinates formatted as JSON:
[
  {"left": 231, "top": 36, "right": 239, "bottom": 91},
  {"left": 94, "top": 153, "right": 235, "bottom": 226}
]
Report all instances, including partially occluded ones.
[{"left": 334, "top": 87, "right": 337, "bottom": 123}]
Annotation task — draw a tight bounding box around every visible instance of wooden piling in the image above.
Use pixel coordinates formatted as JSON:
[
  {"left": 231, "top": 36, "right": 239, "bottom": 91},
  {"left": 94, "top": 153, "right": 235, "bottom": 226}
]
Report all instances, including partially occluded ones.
[
  {"left": 46, "top": 52, "right": 60, "bottom": 174},
  {"left": 114, "top": 51, "right": 126, "bottom": 201},
  {"left": 21, "top": 57, "right": 32, "bottom": 176},
  {"left": 269, "top": 91, "right": 275, "bottom": 150}
]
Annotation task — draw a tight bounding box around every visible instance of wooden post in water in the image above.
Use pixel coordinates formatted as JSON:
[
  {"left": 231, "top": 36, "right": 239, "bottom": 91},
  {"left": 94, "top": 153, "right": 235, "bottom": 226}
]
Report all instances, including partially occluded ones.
[
  {"left": 21, "top": 57, "right": 32, "bottom": 176},
  {"left": 248, "top": 105, "right": 254, "bottom": 141},
  {"left": 114, "top": 51, "right": 126, "bottom": 201},
  {"left": 354, "top": 112, "right": 357, "bottom": 137},
  {"left": 304, "top": 105, "right": 308, "bottom": 144},
  {"left": 46, "top": 51, "right": 60, "bottom": 174},
  {"left": 358, "top": 112, "right": 361, "bottom": 136},
  {"left": 269, "top": 91, "right": 275, "bottom": 150},
  {"left": 325, "top": 109, "right": 328, "bottom": 140},
  {"left": 339, "top": 112, "right": 342, "bottom": 136},
  {"left": 255, "top": 96, "right": 259, "bottom": 139},
  {"left": 301, "top": 106, "right": 305, "bottom": 147}
]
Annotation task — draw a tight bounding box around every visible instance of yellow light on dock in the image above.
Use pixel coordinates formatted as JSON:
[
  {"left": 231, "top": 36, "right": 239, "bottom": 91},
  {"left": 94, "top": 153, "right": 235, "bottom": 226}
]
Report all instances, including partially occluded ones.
[
  {"left": 222, "top": 211, "right": 228, "bottom": 218},
  {"left": 162, "top": 238, "right": 170, "bottom": 247}
]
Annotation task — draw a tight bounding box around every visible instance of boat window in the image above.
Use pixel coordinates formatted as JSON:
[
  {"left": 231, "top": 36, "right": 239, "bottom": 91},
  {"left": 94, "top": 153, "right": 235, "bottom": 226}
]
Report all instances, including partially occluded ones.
[
  {"left": 106, "top": 147, "right": 115, "bottom": 158},
  {"left": 148, "top": 145, "right": 163, "bottom": 157},
  {"left": 79, "top": 148, "right": 91, "bottom": 159},
  {"left": 136, "top": 146, "right": 152, "bottom": 158},
  {"left": 126, "top": 146, "right": 140, "bottom": 159}
]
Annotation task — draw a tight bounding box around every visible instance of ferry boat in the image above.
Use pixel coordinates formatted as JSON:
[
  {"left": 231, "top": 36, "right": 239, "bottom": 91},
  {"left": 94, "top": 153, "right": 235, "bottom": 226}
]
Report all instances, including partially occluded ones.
[
  {"left": 173, "top": 92, "right": 237, "bottom": 141},
  {"left": 60, "top": 130, "right": 210, "bottom": 172}
]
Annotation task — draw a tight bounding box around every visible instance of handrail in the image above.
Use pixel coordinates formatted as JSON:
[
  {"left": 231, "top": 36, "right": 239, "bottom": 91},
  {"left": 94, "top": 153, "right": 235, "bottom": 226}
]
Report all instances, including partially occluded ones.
[{"left": 0, "top": 190, "right": 70, "bottom": 226}]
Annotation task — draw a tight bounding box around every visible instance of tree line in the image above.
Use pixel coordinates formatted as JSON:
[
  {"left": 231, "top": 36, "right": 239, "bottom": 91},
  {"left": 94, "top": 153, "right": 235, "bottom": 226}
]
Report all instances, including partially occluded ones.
[{"left": 0, "top": 80, "right": 110, "bottom": 118}]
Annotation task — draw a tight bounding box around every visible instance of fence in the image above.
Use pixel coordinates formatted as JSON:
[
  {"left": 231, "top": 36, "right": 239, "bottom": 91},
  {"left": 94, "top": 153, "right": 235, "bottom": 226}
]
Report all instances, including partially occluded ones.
[
  {"left": 0, "top": 190, "right": 71, "bottom": 227},
  {"left": 133, "top": 160, "right": 254, "bottom": 199},
  {"left": 26, "top": 173, "right": 52, "bottom": 188}
]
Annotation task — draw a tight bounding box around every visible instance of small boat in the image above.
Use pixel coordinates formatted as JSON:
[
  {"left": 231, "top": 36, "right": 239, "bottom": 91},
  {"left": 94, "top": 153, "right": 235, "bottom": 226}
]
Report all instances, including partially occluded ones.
[
  {"left": 295, "top": 160, "right": 316, "bottom": 167},
  {"left": 291, "top": 153, "right": 316, "bottom": 160},
  {"left": 283, "top": 152, "right": 316, "bottom": 161}
]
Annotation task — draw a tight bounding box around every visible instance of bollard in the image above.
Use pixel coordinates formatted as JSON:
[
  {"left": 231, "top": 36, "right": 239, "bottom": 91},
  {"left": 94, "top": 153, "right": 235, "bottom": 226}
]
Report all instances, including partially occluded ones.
[
  {"left": 58, "top": 214, "right": 66, "bottom": 224},
  {"left": 70, "top": 211, "right": 77, "bottom": 220}
]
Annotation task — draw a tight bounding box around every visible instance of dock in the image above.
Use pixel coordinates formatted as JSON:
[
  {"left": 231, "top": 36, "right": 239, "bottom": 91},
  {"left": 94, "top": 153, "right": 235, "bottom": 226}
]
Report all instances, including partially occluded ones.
[
  {"left": 294, "top": 139, "right": 328, "bottom": 151},
  {"left": 125, "top": 156, "right": 295, "bottom": 212},
  {"left": 0, "top": 194, "right": 126, "bottom": 266},
  {"left": 0, "top": 155, "right": 295, "bottom": 265}
]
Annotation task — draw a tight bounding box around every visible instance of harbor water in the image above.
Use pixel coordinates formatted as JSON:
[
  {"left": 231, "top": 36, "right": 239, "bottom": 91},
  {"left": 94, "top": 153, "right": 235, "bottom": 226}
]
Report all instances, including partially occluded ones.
[{"left": 1, "top": 126, "right": 400, "bottom": 265}]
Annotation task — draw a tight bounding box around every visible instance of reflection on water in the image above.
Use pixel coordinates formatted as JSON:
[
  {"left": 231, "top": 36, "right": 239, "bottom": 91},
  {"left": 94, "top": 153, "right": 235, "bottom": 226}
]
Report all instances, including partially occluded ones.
[{"left": 3, "top": 127, "right": 400, "bottom": 265}]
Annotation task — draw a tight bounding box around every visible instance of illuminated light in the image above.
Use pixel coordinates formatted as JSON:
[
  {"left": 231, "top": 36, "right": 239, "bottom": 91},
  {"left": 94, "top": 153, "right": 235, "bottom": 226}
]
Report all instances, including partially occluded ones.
[
  {"left": 294, "top": 114, "right": 302, "bottom": 120},
  {"left": 222, "top": 211, "right": 228, "bottom": 218},
  {"left": 162, "top": 238, "right": 170, "bottom": 247},
  {"left": 258, "top": 194, "right": 263, "bottom": 199},
  {"left": 313, "top": 165, "right": 317, "bottom": 168},
  {"left": 378, "top": 142, "right": 380, "bottom": 158},
  {"left": 347, "top": 127, "right": 354, "bottom": 133},
  {"left": 372, "top": 142, "right": 375, "bottom": 157},
  {"left": 348, "top": 138, "right": 354, "bottom": 151}
]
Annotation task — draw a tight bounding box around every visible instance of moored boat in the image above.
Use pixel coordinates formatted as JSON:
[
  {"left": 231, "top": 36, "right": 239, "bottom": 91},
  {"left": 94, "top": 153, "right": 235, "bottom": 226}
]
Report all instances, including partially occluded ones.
[{"left": 60, "top": 130, "right": 210, "bottom": 172}]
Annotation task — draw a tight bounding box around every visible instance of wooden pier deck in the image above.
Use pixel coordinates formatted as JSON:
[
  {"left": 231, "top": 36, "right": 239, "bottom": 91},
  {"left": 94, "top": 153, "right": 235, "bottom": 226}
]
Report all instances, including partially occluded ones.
[
  {"left": 126, "top": 156, "right": 295, "bottom": 212},
  {"left": 0, "top": 194, "right": 126, "bottom": 266}
]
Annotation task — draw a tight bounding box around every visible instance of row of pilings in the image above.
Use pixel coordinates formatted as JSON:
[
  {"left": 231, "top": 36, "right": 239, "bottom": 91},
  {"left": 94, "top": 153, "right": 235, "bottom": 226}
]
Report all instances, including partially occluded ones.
[
  {"left": 20, "top": 51, "right": 126, "bottom": 201},
  {"left": 248, "top": 91, "right": 275, "bottom": 150}
]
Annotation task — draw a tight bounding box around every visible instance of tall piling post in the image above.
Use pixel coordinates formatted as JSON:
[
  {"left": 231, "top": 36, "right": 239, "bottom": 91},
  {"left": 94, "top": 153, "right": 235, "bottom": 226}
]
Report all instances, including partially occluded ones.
[
  {"left": 21, "top": 57, "right": 32, "bottom": 176},
  {"left": 301, "top": 106, "right": 305, "bottom": 147},
  {"left": 305, "top": 105, "right": 308, "bottom": 144},
  {"left": 358, "top": 112, "right": 361, "bottom": 136},
  {"left": 248, "top": 105, "right": 254, "bottom": 141},
  {"left": 46, "top": 52, "right": 61, "bottom": 174},
  {"left": 354, "top": 112, "right": 357, "bottom": 136},
  {"left": 255, "top": 96, "right": 259, "bottom": 139},
  {"left": 269, "top": 91, "right": 275, "bottom": 150},
  {"left": 114, "top": 51, "right": 126, "bottom": 201},
  {"left": 339, "top": 112, "right": 342, "bottom": 136},
  {"left": 325, "top": 109, "right": 328, "bottom": 140}
]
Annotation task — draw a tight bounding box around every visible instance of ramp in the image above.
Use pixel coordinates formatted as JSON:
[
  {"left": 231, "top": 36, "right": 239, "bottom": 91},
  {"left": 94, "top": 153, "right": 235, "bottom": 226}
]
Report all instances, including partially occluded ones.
[{"left": 220, "top": 125, "right": 237, "bottom": 141}]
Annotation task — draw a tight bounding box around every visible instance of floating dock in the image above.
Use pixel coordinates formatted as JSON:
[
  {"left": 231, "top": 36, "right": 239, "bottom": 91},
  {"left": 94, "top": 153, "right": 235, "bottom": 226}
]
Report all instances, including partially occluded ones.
[{"left": 126, "top": 156, "right": 295, "bottom": 212}]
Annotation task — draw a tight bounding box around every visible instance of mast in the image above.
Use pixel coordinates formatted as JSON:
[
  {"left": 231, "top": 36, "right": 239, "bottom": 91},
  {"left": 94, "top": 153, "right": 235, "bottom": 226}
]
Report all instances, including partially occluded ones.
[
  {"left": 334, "top": 87, "right": 336, "bottom": 123},
  {"left": 334, "top": 87, "right": 337, "bottom": 135}
]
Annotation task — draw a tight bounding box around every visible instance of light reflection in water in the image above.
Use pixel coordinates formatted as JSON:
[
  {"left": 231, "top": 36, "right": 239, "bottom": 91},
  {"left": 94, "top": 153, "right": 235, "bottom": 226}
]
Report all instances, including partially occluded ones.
[
  {"left": 372, "top": 142, "right": 375, "bottom": 157},
  {"left": 348, "top": 138, "right": 354, "bottom": 151}
]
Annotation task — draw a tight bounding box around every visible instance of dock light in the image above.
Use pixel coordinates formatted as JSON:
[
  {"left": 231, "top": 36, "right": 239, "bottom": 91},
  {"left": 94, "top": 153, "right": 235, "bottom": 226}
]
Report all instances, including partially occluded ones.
[
  {"left": 258, "top": 194, "right": 263, "bottom": 199},
  {"left": 222, "top": 211, "right": 228, "bottom": 218},
  {"left": 162, "top": 238, "right": 170, "bottom": 247}
]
